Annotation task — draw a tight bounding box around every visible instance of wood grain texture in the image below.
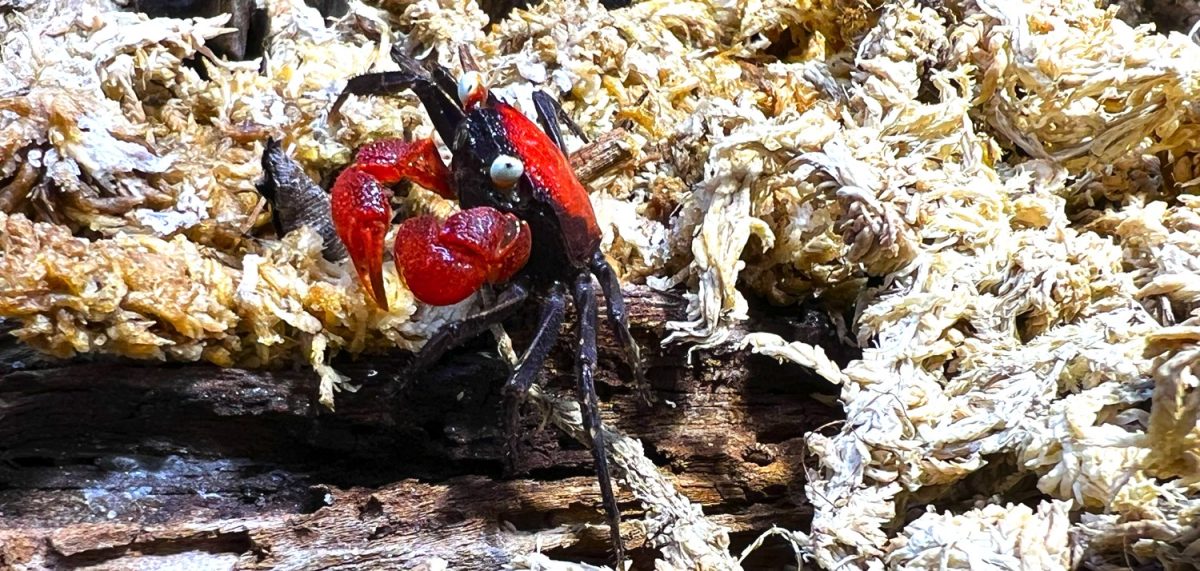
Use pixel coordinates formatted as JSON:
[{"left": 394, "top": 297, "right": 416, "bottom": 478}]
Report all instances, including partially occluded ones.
[{"left": 0, "top": 286, "right": 849, "bottom": 570}]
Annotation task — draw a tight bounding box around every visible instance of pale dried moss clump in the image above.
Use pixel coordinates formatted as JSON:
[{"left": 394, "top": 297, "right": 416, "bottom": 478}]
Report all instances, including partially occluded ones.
[
  {"left": 0, "top": 211, "right": 453, "bottom": 407},
  {"left": 3, "top": 0, "right": 1200, "bottom": 568},
  {"left": 775, "top": 1, "right": 1200, "bottom": 570}
]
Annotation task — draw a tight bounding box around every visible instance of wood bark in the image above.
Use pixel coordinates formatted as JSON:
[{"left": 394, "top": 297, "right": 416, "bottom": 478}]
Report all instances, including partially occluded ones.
[{"left": 0, "top": 286, "right": 849, "bottom": 570}]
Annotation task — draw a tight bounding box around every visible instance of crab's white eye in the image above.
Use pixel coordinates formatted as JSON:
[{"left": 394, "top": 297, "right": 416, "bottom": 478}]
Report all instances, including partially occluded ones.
[
  {"left": 457, "top": 71, "right": 485, "bottom": 107},
  {"left": 489, "top": 154, "right": 524, "bottom": 188}
]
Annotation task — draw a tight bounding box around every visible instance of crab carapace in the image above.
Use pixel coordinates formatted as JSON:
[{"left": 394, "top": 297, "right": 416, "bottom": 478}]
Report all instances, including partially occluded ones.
[{"left": 324, "top": 54, "right": 647, "bottom": 566}]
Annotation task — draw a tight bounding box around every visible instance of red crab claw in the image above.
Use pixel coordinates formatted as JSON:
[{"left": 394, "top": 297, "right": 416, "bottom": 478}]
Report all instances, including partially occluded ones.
[
  {"left": 393, "top": 207, "right": 532, "bottom": 306},
  {"left": 331, "top": 168, "right": 392, "bottom": 309},
  {"left": 331, "top": 138, "right": 454, "bottom": 310}
]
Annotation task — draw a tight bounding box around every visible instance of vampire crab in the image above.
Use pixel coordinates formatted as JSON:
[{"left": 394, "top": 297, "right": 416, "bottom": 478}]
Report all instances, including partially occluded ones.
[{"left": 258, "top": 50, "right": 647, "bottom": 566}]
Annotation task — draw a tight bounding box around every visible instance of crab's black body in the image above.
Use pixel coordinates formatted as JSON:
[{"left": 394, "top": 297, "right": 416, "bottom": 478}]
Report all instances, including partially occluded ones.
[{"left": 451, "top": 108, "right": 598, "bottom": 281}]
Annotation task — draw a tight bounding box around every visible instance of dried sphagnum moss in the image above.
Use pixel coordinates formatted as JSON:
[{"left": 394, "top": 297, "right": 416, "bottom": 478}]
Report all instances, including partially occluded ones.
[{"left": 3, "top": 0, "right": 1200, "bottom": 569}]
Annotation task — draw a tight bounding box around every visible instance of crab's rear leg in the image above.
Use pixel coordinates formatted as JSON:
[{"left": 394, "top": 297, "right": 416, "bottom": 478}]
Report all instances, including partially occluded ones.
[
  {"left": 572, "top": 272, "right": 626, "bottom": 568},
  {"left": 386, "top": 44, "right": 460, "bottom": 103},
  {"left": 530, "top": 92, "right": 648, "bottom": 397},
  {"left": 590, "top": 251, "right": 650, "bottom": 403},
  {"left": 532, "top": 91, "right": 590, "bottom": 155},
  {"left": 331, "top": 138, "right": 453, "bottom": 309},
  {"left": 501, "top": 282, "right": 568, "bottom": 470}
]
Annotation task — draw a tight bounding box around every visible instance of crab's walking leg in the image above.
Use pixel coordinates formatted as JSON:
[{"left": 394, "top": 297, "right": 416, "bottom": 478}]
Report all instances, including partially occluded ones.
[
  {"left": 590, "top": 251, "right": 649, "bottom": 402},
  {"left": 532, "top": 91, "right": 590, "bottom": 156},
  {"left": 502, "top": 282, "right": 568, "bottom": 469},
  {"left": 376, "top": 46, "right": 481, "bottom": 117},
  {"left": 258, "top": 138, "right": 349, "bottom": 262},
  {"left": 430, "top": 66, "right": 462, "bottom": 105},
  {"left": 331, "top": 71, "right": 464, "bottom": 147},
  {"left": 572, "top": 272, "right": 625, "bottom": 568},
  {"left": 403, "top": 280, "right": 531, "bottom": 379},
  {"left": 331, "top": 138, "right": 454, "bottom": 309}
]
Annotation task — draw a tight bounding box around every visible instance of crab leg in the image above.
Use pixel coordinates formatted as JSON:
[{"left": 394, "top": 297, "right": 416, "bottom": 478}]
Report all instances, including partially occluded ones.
[
  {"left": 330, "top": 138, "right": 453, "bottom": 309},
  {"left": 502, "top": 283, "right": 568, "bottom": 466},
  {"left": 590, "top": 251, "right": 648, "bottom": 401},
  {"left": 402, "top": 279, "right": 531, "bottom": 377},
  {"left": 331, "top": 71, "right": 464, "bottom": 147},
  {"left": 532, "top": 91, "right": 590, "bottom": 155},
  {"left": 384, "top": 45, "right": 457, "bottom": 101},
  {"left": 572, "top": 272, "right": 625, "bottom": 568}
]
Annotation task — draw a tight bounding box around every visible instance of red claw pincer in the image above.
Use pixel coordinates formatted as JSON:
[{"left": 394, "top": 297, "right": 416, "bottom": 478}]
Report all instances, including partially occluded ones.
[
  {"left": 331, "top": 168, "right": 393, "bottom": 309},
  {"left": 331, "top": 138, "right": 454, "bottom": 310},
  {"left": 393, "top": 207, "right": 532, "bottom": 306}
]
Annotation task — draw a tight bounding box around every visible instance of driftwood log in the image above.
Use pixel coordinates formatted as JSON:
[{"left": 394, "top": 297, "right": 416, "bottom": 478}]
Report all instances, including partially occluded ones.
[{"left": 0, "top": 286, "right": 849, "bottom": 570}]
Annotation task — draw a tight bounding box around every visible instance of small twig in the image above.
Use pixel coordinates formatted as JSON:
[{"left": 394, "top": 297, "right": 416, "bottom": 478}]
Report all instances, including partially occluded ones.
[
  {"left": 570, "top": 128, "right": 636, "bottom": 185},
  {"left": 240, "top": 195, "right": 268, "bottom": 236}
]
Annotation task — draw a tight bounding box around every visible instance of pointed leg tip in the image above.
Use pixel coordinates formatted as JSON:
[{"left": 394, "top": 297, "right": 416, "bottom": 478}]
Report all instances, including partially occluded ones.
[
  {"left": 329, "top": 91, "right": 352, "bottom": 125},
  {"left": 637, "top": 386, "right": 654, "bottom": 407},
  {"left": 612, "top": 539, "right": 627, "bottom": 570}
]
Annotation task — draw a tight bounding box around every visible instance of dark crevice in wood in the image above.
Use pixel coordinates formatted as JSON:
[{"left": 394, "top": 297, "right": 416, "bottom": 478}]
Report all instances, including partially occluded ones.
[{"left": 51, "top": 530, "right": 256, "bottom": 569}]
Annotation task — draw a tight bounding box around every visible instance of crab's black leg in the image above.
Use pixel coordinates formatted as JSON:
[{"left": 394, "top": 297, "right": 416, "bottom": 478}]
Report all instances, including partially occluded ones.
[
  {"left": 589, "top": 251, "right": 649, "bottom": 402},
  {"left": 387, "top": 46, "right": 461, "bottom": 105},
  {"left": 430, "top": 66, "right": 461, "bottom": 103},
  {"left": 258, "top": 138, "right": 349, "bottom": 263},
  {"left": 331, "top": 71, "right": 464, "bottom": 148},
  {"left": 502, "top": 282, "right": 568, "bottom": 469},
  {"left": 572, "top": 272, "right": 625, "bottom": 567},
  {"left": 532, "top": 91, "right": 590, "bottom": 156},
  {"left": 532, "top": 91, "right": 570, "bottom": 155},
  {"left": 403, "top": 280, "right": 530, "bottom": 381}
]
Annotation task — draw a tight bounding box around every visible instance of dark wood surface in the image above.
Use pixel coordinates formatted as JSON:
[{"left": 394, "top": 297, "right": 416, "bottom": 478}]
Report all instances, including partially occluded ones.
[{"left": 0, "top": 286, "right": 848, "bottom": 570}]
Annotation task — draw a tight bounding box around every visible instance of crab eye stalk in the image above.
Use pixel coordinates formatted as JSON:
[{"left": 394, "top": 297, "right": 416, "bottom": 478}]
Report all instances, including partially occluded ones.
[
  {"left": 489, "top": 154, "right": 524, "bottom": 188},
  {"left": 457, "top": 71, "right": 488, "bottom": 110}
]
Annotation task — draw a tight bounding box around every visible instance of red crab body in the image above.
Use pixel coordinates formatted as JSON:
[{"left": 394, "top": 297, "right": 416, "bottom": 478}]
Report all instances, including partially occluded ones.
[{"left": 315, "top": 54, "right": 646, "bottom": 568}]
